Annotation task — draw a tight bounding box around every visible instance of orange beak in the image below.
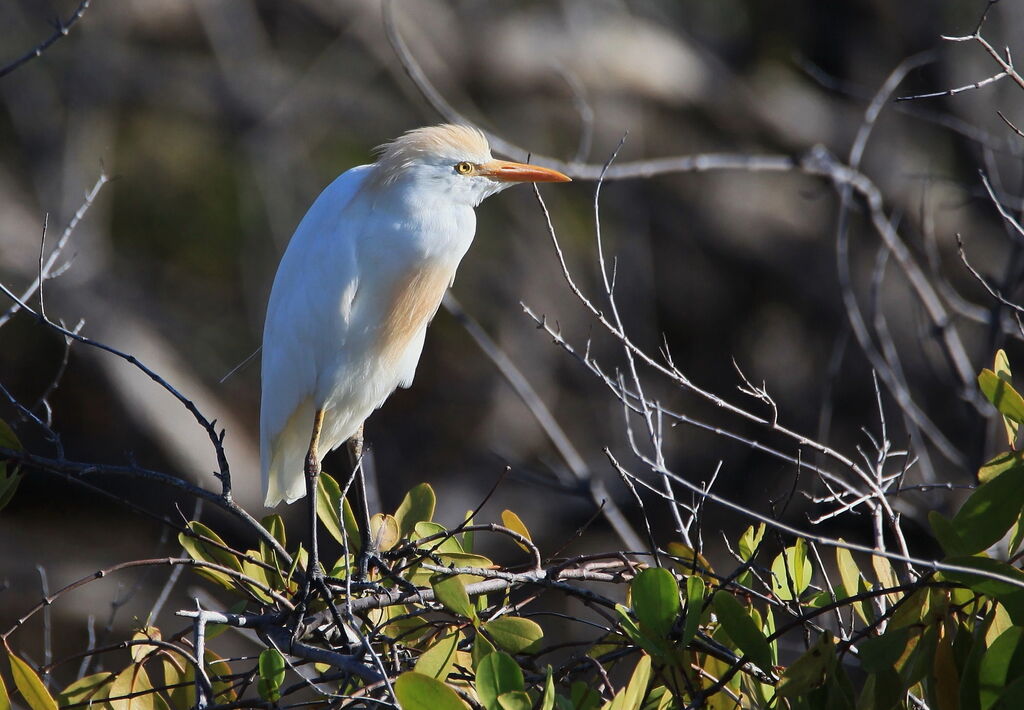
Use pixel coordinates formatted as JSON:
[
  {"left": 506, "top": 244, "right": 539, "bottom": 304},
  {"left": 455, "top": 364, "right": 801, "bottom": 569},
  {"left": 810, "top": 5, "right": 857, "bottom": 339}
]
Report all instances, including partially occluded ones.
[{"left": 478, "top": 159, "right": 571, "bottom": 183}]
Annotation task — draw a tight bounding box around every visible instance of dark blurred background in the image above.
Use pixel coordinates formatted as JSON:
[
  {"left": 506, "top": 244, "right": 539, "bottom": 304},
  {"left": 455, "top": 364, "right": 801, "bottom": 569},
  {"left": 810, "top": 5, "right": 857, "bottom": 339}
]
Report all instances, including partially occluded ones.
[{"left": 2, "top": 0, "right": 1023, "bottom": 667}]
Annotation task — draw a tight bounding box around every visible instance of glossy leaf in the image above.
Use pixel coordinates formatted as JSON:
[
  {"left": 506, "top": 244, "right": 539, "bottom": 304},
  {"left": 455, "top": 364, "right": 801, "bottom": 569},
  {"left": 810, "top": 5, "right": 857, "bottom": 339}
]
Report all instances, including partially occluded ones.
[
  {"left": 835, "top": 544, "right": 871, "bottom": 624},
  {"left": 738, "top": 523, "right": 766, "bottom": 561},
  {"left": 257, "top": 648, "right": 286, "bottom": 702},
  {"left": 394, "top": 672, "right": 470, "bottom": 710},
  {"left": 979, "top": 368, "right": 1024, "bottom": 426},
  {"left": 431, "top": 574, "right": 476, "bottom": 620},
  {"left": 317, "top": 473, "right": 362, "bottom": 550},
  {"left": 370, "top": 513, "right": 401, "bottom": 551},
  {"left": 993, "top": 350, "right": 1020, "bottom": 446},
  {"left": 540, "top": 667, "right": 556, "bottom": 710},
  {"left": 980, "top": 627, "right": 1024, "bottom": 710},
  {"left": 930, "top": 511, "right": 969, "bottom": 558},
  {"left": 681, "top": 575, "right": 705, "bottom": 649},
  {"left": 0, "top": 670, "right": 9, "bottom": 710},
  {"left": 177, "top": 521, "right": 241, "bottom": 590},
  {"left": 476, "top": 652, "right": 524, "bottom": 710},
  {"left": 415, "top": 629, "right": 462, "bottom": 679},
  {"left": 631, "top": 567, "right": 680, "bottom": 639},
  {"left": 130, "top": 627, "right": 162, "bottom": 663},
  {"left": 395, "top": 483, "right": 436, "bottom": 538},
  {"left": 8, "top": 653, "right": 57, "bottom": 710},
  {"left": 414, "top": 521, "right": 464, "bottom": 554},
  {"left": 770, "top": 539, "right": 812, "bottom": 601},
  {"left": 496, "top": 690, "right": 532, "bottom": 710},
  {"left": 483, "top": 617, "right": 543, "bottom": 654},
  {"left": 500, "top": 510, "right": 533, "bottom": 553},
  {"left": 108, "top": 664, "right": 157, "bottom": 710},
  {"left": 713, "top": 591, "right": 774, "bottom": 672},
  {"left": 609, "top": 655, "right": 651, "bottom": 710},
  {"left": 951, "top": 459, "right": 1024, "bottom": 554}
]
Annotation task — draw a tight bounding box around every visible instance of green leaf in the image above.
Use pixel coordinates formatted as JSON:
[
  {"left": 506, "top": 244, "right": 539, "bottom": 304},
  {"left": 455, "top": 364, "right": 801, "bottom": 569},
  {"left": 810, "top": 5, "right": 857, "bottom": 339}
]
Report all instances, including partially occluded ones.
[
  {"left": 979, "top": 627, "right": 1024, "bottom": 710},
  {"left": 257, "top": 649, "right": 286, "bottom": 702},
  {"left": 0, "top": 671, "right": 9, "bottom": 710},
  {"left": 108, "top": 664, "right": 157, "bottom": 710},
  {"left": 994, "top": 350, "right": 1020, "bottom": 446},
  {"left": 395, "top": 483, "right": 436, "bottom": 538},
  {"left": 475, "top": 652, "right": 524, "bottom": 710},
  {"left": 431, "top": 574, "right": 477, "bottom": 620},
  {"left": 941, "top": 556, "right": 1024, "bottom": 600},
  {"left": 177, "top": 523, "right": 239, "bottom": 590},
  {"left": 414, "top": 522, "right": 464, "bottom": 554},
  {"left": 394, "top": 672, "right": 470, "bottom": 710},
  {"left": 770, "top": 539, "right": 813, "bottom": 601},
  {"left": 317, "top": 473, "right": 361, "bottom": 551},
  {"left": 0, "top": 468, "right": 24, "bottom": 513},
  {"left": 617, "top": 655, "right": 651, "bottom": 710},
  {"left": 738, "top": 523, "right": 766, "bottom": 561},
  {"left": 8, "top": 653, "right": 57, "bottom": 710},
  {"left": 835, "top": 544, "right": 871, "bottom": 624},
  {"left": 980, "top": 368, "right": 1024, "bottom": 426},
  {"left": 775, "top": 631, "right": 835, "bottom": 698},
  {"left": 951, "top": 461, "right": 1024, "bottom": 554},
  {"left": 858, "top": 627, "right": 911, "bottom": 674},
  {"left": 540, "top": 667, "right": 556, "bottom": 710},
  {"left": 680, "top": 575, "right": 705, "bottom": 648},
  {"left": 713, "top": 591, "right": 774, "bottom": 673},
  {"left": 483, "top": 617, "right": 544, "bottom": 654},
  {"left": 930, "top": 511, "right": 969, "bottom": 558},
  {"left": 496, "top": 691, "right": 532, "bottom": 710},
  {"left": 631, "top": 568, "right": 681, "bottom": 639},
  {"left": 614, "top": 604, "right": 663, "bottom": 657},
  {"left": 415, "top": 629, "right": 462, "bottom": 679},
  {"left": 472, "top": 632, "right": 496, "bottom": 670}
]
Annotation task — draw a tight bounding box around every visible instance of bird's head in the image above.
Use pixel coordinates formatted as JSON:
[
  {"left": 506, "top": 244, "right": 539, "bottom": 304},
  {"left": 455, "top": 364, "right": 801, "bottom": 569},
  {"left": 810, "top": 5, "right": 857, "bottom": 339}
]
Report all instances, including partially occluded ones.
[{"left": 370, "top": 124, "right": 570, "bottom": 206}]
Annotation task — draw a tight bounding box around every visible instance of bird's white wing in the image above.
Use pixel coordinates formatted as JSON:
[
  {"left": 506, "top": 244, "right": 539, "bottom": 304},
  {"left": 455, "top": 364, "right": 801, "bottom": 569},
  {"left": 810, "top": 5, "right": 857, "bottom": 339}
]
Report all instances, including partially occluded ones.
[{"left": 260, "top": 166, "right": 371, "bottom": 506}]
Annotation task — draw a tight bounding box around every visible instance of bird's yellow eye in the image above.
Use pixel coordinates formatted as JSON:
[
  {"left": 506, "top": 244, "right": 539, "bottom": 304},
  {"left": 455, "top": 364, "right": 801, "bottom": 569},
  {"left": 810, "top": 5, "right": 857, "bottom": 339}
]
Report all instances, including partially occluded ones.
[{"left": 455, "top": 161, "right": 474, "bottom": 175}]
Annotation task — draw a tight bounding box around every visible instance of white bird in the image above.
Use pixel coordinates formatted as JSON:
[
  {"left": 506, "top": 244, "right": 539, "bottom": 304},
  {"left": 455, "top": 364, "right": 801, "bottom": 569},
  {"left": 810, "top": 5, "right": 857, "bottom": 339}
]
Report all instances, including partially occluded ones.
[{"left": 260, "top": 124, "right": 570, "bottom": 508}]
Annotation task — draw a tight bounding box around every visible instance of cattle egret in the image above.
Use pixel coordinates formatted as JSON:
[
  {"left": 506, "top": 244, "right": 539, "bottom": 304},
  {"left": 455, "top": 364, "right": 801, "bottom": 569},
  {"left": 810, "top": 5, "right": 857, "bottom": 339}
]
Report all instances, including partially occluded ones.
[{"left": 260, "top": 124, "right": 570, "bottom": 530}]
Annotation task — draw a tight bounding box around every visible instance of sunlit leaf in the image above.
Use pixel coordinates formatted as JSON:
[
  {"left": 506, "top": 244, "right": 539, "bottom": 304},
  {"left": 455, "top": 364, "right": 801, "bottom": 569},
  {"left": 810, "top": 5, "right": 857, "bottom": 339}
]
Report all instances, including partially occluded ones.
[
  {"left": 835, "top": 544, "right": 871, "bottom": 625},
  {"left": 415, "top": 629, "right": 462, "bottom": 680},
  {"left": 951, "top": 459, "right": 1024, "bottom": 554},
  {"left": 130, "top": 627, "right": 162, "bottom": 663},
  {"left": 472, "top": 632, "right": 497, "bottom": 670},
  {"left": 0, "top": 670, "right": 9, "bottom": 710},
  {"left": 992, "top": 350, "right": 1020, "bottom": 446},
  {"left": 980, "top": 367, "right": 1024, "bottom": 427},
  {"left": 680, "top": 575, "right": 705, "bottom": 649},
  {"left": 540, "top": 667, "right": 556, "bottom": 710},
  {"left": 979, "top": 627, "right": 1024, "bottom": 710},
  {"left": 108, "top": 664, "right": 157, "bottom": 710},
  {"left": 177, "top": 521, "right": 241, "bottom": 590},
  {"left": 665, "top": 542, "right": 713, "bottom": 577},
  {"left": 394, "top": 672, "right": 470, "bottom": 710},
  {"left": 500, "top": 510, "right": 533, "bottom": 554},
  {"left": 431, "top": 574, "right": 476, "bottom": 620},
  {"left": 257, "top": 648, "right": 286, "bottom": 702},
  {"left": 616, "top": 654, "right": 651, "bottom": 710},
  {"left": 395, "top": 483, "right": 436, "bottom": 538},
  {"left": 770, "top": 539, "right": 812, "bottom": 601},
  {"left": 370, "top": 513, "right": 401, "bottom": 551},
  {"left": 631, "top": 567, "right": 680, "bottom": 639},
  {"left": 414, "top": 521, "right": 464, "bottom": 554},
  {"left": 496, "top": 690, "right": 532, "bottom": 710},
  {"left": 713, "top": 591, "right": 774, "bottom": 673},
  {"left": 929, "top": 511, "right": 969, "bottom": 557},
  {"left": 475, "top": 652, "right": 524, "bottom": 710},
  {"left": 8, "top": 653, "right": 57, "bottom": 710},
  {"left": 317, "top": 473, "right": 362, "bottom": 551},
  {"left": 483, "top": 617, "right": 543, "bottom": 654},
  {"left": 738, "top": 523, "right": 766, "bottom": 561}
]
